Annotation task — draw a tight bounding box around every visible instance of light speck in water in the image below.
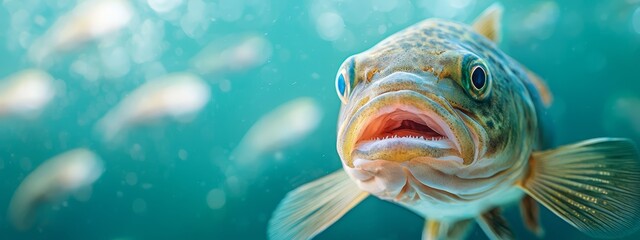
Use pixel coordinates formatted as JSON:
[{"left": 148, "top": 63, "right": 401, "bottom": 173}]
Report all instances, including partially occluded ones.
[
  {"left": 633, "top": 7, "right": 640, "bottom": 34},
  {"left": 132, "top": 198, "right": 147, "bottom": 214},
  {"left": 315, "top": 11, "right": 345, "bottom": 41},
  {"left": 219, "top": 79, "right": 232, "bottom": 92},
  {"left": 372, "top": 0, "right": 398, "bottom": 12},
  {"left": 378, "top": 24, "right": 387, "bottom": 35},
  {"left": 206, "top": 188, "right": 226, "bottom": 209},
  {"left": 125, "top": 172, "right": 138, "bottom": 186},
  {"left": 73, "top": 186, "right": 93, "bottom": 202},
  {"left": 19, "top": 158, "right": 32, "bottom": 171},
  {"left": 178, "top": 149, "right": 188, "bottom": 160},
  {"left": 147, "top": 0, "right": 184, "bottom": 13}
]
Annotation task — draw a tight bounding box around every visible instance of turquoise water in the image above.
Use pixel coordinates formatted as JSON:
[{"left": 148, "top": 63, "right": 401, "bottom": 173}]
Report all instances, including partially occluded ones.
[{"left": 1, "top": 0, "right": 640, "bottom": 239}]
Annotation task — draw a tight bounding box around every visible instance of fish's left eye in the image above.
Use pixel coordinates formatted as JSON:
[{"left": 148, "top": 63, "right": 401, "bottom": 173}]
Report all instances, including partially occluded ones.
[
  {"left": 462, "top": 55, "right": 492, "bottom": 101},
  {"left": 471, "top": 65, "right": 487, "bottom": 90}
]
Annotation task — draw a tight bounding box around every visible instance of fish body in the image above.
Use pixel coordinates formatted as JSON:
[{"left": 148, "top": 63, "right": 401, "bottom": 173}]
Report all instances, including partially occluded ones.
[
  {"left": 95, "top": 72, "right": 210, "bottom": 142},
  {"left": 230, "top": 97, "right": 322, "bottom": 165},
  {"left": 0, "top": 69, "right": 55, "bottom": 118},
  {"left": 8, "top": 149, "right": 104, "bottom": 230},
  {"left": 28, "top": 0, "right": 133, "bottom": 65},
  {"left": 270, "top": 4, "right": 640, "bottom": 240}
]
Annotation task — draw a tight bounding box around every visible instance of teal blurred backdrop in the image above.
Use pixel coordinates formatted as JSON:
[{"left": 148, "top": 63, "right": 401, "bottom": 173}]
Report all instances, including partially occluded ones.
[{"left": 1, "top": 0, "right": 640, "bottom": 239}]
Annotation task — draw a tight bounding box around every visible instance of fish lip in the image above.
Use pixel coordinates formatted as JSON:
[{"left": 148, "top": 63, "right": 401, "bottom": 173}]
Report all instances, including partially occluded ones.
[
  {"left": 340, "top": 90, "right": 475, "bottom": 167},
  {"left": 353, "top": 104, "right": 459, "bottom": 154}
]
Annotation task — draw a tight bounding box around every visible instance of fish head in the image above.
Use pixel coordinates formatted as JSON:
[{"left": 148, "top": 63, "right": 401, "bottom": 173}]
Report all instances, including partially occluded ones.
[{"left": 335, "top": 18, "right": 537, "bottom": 202}]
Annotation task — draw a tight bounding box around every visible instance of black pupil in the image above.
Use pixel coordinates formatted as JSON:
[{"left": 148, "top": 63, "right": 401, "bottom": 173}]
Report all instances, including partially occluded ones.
[{"left": 471, "top": 66, "right": 486, "bottom": 89}]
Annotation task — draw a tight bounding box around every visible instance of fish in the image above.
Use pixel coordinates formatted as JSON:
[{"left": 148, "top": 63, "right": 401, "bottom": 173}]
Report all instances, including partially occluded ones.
[
  {"left": 230, "top": 97, "right": 322, "bottom": 165},
  {"left": 268, "top": 4, "right": 640, "bottom": 240},
  {"left": 8, "top": 149, "right": 104, "bottom": 230},
  {"left": 0, "top": 69, "right": 55, "bottom": 118},
  {"left": 95, "top": 72, "right": 211, "bottom": 142},
  {"left": 224, "top": 97, "right": 321, "bottom": 196},
  {"left": 28, "top": 0, "right": 133, "bottom": 65},
  {"left": 190, "top": 34, "right": 273, "bottom": 75}
]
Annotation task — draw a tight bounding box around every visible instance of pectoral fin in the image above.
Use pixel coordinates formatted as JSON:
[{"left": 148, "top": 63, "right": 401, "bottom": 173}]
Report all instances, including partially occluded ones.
[
  {"left": 422, "top": 219, "right": 473, "bottom": 240},
  {"left": 520, "top": 195, "right": 543, "bottom": 237},
  {"left": 476, "top": 208, "right": 515, "bottom": 240},
  {"left": 268, "top": 170, "right": 369, "bottom": 240},
  {"left": 518, "top": 138, "right": 640, "bottom": 238}
]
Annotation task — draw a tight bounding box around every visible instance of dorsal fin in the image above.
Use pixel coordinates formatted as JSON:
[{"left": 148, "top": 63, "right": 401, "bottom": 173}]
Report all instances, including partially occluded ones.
[{"left": 472, "top": 3, "right": 504, "bottom": 43}]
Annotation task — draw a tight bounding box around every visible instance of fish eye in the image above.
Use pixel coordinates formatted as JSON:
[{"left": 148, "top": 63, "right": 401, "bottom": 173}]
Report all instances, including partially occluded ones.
[
  {"left": 336, "top": 71, "right": 349, "bottom": 104},
  {"left": 471, "top": 65, "right": 487, "bottom": 90},
  {"left": 462, "top": 55, "right": 492, "bottom": 101},
  {"left": 335, "top": 56, "right": 356, "bottom": 104}
]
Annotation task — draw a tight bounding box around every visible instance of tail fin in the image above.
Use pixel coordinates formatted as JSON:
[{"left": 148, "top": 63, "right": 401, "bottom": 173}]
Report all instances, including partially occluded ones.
[{"left": 519, "top": 138, "right": 640, "bottom": 238}]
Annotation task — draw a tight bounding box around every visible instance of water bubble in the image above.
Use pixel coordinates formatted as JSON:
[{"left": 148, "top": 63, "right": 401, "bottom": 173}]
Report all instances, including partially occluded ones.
[
  {"left": 206, "top": 188, "right": 226, "bottom": 209},
  {"left": 147, "top": 0, "right": 184, "bottom": 13},
  {"left": 125, "top": 172, "right": 138, "bottom": 186},
  {"left": 178, "top": 149, "right": 188, "bottom": 160},
  {"left": 180, "top": 0, "right": 209, "bottom": 38},
  {"left": 378, "top": 24, "right": 387, "bottom": 35},
  {"left": 99, "top": 46, "right": 131, "bottom": 79},
  {"left": 372, "top": 0, "right": 398, "bottom": 12},
  {"left": 219, "top": 79, "right": 231, "bottom": 92},
  {"left": 633, "top": 7, "right": 640, "bottom": 34},
  {"left": 315, "top": 11, "right": 345, "bottom": 41},
  {"left": 218, "top": 0, "right": 245, "bottom": 22},
  {"left": 132, "top": 198, "right": 147, "bottom": 214},
  {"left": 73, "top": 186, "right": 93, "bottom": 202},
  {"left": 19, "top": 158, "right": 32, "bottom": 171},
  {"left": 450, "top": 0, "right": 473, "bottom": 9}
]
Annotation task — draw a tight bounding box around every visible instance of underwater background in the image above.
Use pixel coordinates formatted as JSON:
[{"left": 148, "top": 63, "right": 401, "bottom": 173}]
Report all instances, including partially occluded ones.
[{"left": 0, "top": 0, "right": 640, "bottom": 239}]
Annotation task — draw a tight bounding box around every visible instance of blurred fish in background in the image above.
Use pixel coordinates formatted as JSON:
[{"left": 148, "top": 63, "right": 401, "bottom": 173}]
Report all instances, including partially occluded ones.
[
  {"left": 95, "top": 72, "right": 210, "bottom": 143},
  {"left": 191, "top": 33, "right": 273, "bottom": 76},
  {"left": 231, "top": 97, "right": 322, "bottom": 166},
  {"left": 27, "top": 0, "right": 134, "bottom": 66},
  {"left": 8, "top": 149, "right": 103, "bottom": 230},
  {"left": 0, "top": 69, "right": 55, "bottom": 118}
]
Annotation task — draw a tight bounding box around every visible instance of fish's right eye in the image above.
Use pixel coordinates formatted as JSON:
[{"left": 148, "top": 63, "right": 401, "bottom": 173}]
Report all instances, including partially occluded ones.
[
  {"left": 335, "top": 56, "right": 356, "bottom": 104},
  {"left": 336, "top": 70, "right": 350, "bottom": 104}
]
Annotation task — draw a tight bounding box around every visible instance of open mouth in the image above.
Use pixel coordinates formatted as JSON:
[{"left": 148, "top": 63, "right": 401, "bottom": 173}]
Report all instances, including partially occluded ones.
[
  {"left": 353, "top": 106, "right": 460, "bottom": 163},
  {"left": 359, "top": 109, "right": 447, "bottom": 142}
]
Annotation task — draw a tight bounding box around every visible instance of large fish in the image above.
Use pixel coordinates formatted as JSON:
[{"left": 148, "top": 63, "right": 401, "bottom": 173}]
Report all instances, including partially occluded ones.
[{"left": 269, "top": 4, "right": 640, "bottom": 240}]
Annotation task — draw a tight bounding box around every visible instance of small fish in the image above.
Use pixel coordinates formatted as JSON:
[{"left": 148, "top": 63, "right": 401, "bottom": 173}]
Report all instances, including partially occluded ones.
[
  {"left": 8, "top": 149, "right": 104, "bottom": 230},
  {"left": 231, "top": 97, "right": 322, "bottom": 165},
  {"left": 95, "top": 72, "right": 210, "bottom": 142},
  {"left": 0, "top": 69, "right": 55, "bottom": 118},
  {"left": 269, "top": 4, "right": 640, "bottom": 240},
  {"left": 28, "top": 0, "right": 133, "bottom": 65},
  {"left": 191, "top": 34, "right": 272, "bottom": 75}
]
